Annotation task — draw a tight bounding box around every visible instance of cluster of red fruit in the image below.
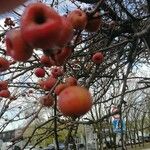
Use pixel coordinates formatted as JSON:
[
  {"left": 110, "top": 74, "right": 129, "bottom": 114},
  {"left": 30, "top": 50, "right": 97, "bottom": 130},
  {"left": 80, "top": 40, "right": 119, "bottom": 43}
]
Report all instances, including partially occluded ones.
[
  {"left": 67, "top": 9, "right": 104, "bottom": 64},
  {"left": 5, "top": 2, "right": 104, "bottom": 65},
  {"left": 39, "top": 47, "right": 72, "bottom": 67},
  {"left": 67, "top": 9, "right": 102, "bottom": 32},
  {"left": 35, "top": 66, "right": 63, "bottom": 86},
  {"left": 0, "top": 58, "right": 10, "bottom": 98},
  {"left": 36, "top": 67, "right": 60, "bottom": 110},
  {"left": 0, "top": 81, "right": 10, "bottom": 98},
  {"left": 5, "top": 3, "right": 73, "bottom": 63},
  {"left": 2, "top": 2, "right": 103, "bottom": 118},
  {"left": 35, "top": 62, "right": 92, "bottom": 118},
  {"left": 36, "top": 66, "right": 63, "bottom": 91},
  {"left": 36, "top": 68, "right": 77, "bottom": 116},
  {"left": 40, "top": 76, "right": 93, "bottom": 118}
]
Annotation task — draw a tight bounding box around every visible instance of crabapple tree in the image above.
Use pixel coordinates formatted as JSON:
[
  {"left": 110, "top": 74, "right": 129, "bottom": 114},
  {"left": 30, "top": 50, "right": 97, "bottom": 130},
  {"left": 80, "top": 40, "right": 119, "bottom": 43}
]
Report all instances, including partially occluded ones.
[{"left": 0, "top": 0, "right": 149, "bottom": 149}]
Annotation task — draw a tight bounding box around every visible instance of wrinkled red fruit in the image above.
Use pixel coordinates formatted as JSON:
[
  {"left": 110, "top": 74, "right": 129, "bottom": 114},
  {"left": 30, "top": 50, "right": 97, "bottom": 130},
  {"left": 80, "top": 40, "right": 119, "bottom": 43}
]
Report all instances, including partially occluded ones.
[
  {"left": 54, "top": 83, "right": 67, "bottom": 95},
  {"left": 0, "top": 57, "right": 10, "bottom": 72},
  {"left": 6, "top": 29, "right": 33, "bottom": 62},
  {"left": 65, "top": 76, "right": 77, "bottom": 86},
  {"left": 55, "top": 47, "right": 72, "bottom": 66},
  {"left": 39, "top": 76, "right": 57, "bottom": 91},
  {"left": 40, "top": 55, "right": 54, "bottom": 67},
  {"left": 21, "top": 3, "right": 62, "bottom": 50},
  {"left": 0, "top": 80, "right": 8, "bottom": 90},
  {"left": 67, "top": 9, "right": 87, "bottom": 30},
  {"left": 40, "top": 94, "right": 54, "bottom": 107},
  {"left": 0, "top": 90, "right": 10, "bottom": 98},
  {"left": 56, "top": 16, "right": 73, "bottom": 47},
  {"left": 51, "top": 67, "right": 63, "bottom": 78}
]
